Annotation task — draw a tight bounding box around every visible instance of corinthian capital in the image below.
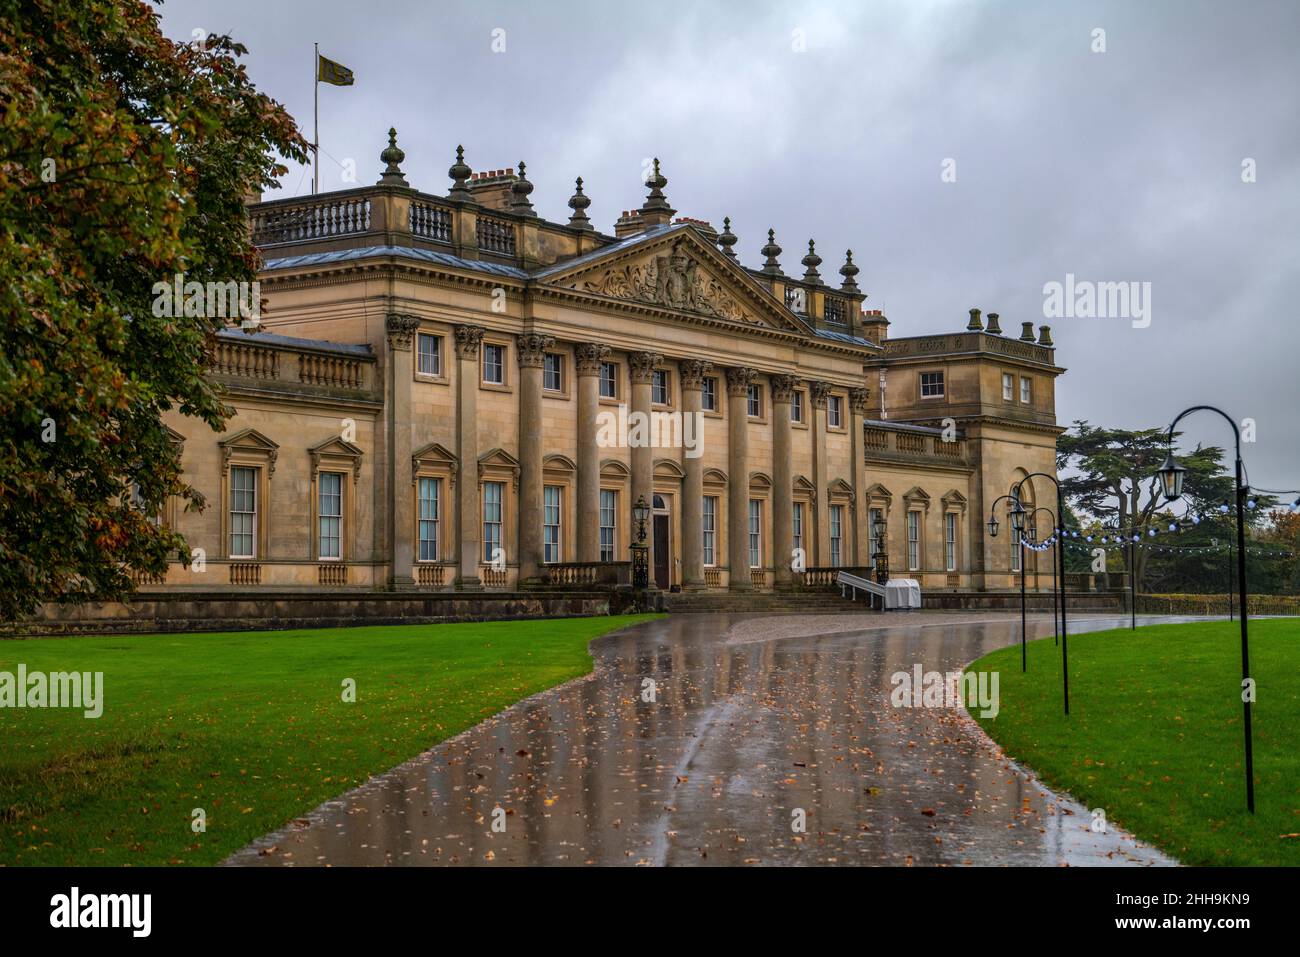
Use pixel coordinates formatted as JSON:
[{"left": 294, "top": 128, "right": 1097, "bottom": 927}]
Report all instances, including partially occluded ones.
[
  {"left": 770, "top": 373, "right": 799, "bottom": 401},
  {"left": 678, "top": 358, "right": 714, "bottom": 390},
  {"left": 385, "top": 313, "right": 419, "bottom": 350},
  {"left": 809, "top": 380, "right": 832, "bottom": 409},
  {"left": 628, "top": 351, "right": 664, "bottom": 383},
  {"left": 849, "top": 386, "right": 871, "bottom": 413},
  {"left": 574, "top": 342, "right": 611, "bottom": 375},
  {"left": 453, "top": 324, "right": 485, "bottom": 358},
  {"left": 515, "top": 333, "right": 555, "bottom": 368},
  {"left": 725, "top": 366, "right": 757, "bottom": 396}
]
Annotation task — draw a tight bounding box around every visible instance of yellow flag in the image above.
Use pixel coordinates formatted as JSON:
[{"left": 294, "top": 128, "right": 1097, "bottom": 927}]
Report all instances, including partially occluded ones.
[{"left": 317, "top": 54, "right": 354, "bottom": 86}]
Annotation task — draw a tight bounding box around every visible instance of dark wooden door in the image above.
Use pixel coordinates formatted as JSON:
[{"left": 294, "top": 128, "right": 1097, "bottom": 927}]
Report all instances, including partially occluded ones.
[{"left": 653, "top": 514, "right": 670, "bottom": 589}]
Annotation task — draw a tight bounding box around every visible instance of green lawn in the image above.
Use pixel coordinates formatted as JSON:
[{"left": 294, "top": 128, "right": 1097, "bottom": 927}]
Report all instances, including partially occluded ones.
[
  {"left": 967, "top": 618, "right": 1300, "bottom": 866},
  {"left": 0, "top": 615, "right": 660, "bottom": 866}
]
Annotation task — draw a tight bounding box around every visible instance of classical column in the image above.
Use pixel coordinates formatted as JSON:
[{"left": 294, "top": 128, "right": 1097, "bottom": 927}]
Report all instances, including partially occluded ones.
[
  {"left": 849, "top": 387, "right": 871, "bottom": 566},
  {"left": 679, "top": 359, "right": 712, "bottom": 590},
  {"left": 385, "top": 313, "right": 419, "bottom": 589},
  {"left": 516, "top": 333, "right": 554, "bottom": 583},
  {"left": 574, "top": 343, "right": 610, "bottom": 563},
  {"left": 770, "top": 374, "right": 798, "bottom": 588},
  {"left": 809, "top": 380, "right": 832, "bottom": 567},
  {"left": 453, "top": 324, "right": 485, "bottom": 590},
  {"left": 628, "top": 352, "right": 662, "bottom": 582},
  {"left": 726, "top": 367, "right": 756, "bottom": 590}
]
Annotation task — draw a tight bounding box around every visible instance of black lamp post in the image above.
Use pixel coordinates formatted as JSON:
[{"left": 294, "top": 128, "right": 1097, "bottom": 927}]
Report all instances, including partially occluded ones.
[
  {"left": 988, "top": 493, "right": 1028, "bottom": 673},
  {"left": 1158, "top": 407, "right": 1253, "bottom": 813},
  {"left": 1013, "top": 473, "right": 1071, "bottom": 715},
  {"left": 871, "top": 516, "right": 889, "bottom": 585},
  {"left": 630, "top": 494, "right": 650, "bottom": 589}
]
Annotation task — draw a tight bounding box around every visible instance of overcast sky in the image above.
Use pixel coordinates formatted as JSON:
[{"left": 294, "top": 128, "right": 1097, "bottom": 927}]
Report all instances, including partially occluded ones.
[{"left": 157, "top": 0, "right": 1300, "bottom": 494}]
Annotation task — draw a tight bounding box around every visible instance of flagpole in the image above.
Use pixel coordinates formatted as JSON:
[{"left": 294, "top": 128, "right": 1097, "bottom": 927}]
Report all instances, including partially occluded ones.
[{"left": 312, "top": 41, "right": 319, "bottom": 195}]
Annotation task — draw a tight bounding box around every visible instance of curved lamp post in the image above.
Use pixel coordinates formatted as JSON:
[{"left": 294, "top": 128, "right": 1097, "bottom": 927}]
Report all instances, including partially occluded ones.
[
  {"left": 1026, "top": 506, "right": 1061, "bottom": 647},
  {"left": 987, "top": 493, "right": 1028, "bottom": 672},
  {"left": 1012, "top": 473, "right": 1071, "bottom": 715},
  {"left": 1158, "top": 406, "right": 1253, "bottom": 813}
]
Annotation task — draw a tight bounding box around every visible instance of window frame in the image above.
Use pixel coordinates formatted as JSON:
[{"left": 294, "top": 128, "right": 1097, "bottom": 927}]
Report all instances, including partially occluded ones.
[
  {"left": 651, "top": 368, "right": 671, "bottom": 407},
  {"left": 1020, "top": 375, "right": 1032, "bottom": 405},
  {"left": 827, "top": 394, "right": 844, "bottom": 430},
  {"left": 748, "top": 499, "right": 762, "bottom": 569},
  {"left": 543, "top": 484, "right": 563, "bottom": 564},
  {"left": 317, "top": 470, "right": 344, "bottom": 561},
  {"left": 919, "top": 371, "right": 945, "bottom": 399},
  {"left": 945, "top": 511, "right": 958, "bottom": 572},
  {"left": 481, "top": 342, "right": 507, "bottom": 387},
  {"left": 415, "top": 331, "right": 444, "bottom": 379},
  {"left": 482, "top": 480, "right": 505, "bottom": 564},
  {"left": 907, "top": 509, "right": 921, "bottom": 571},
  {"left": 599, "top": 488, "right": 618, "bottom": 562},
  {"left": 747, "top": 383, "right": 763, "bottom": 420},
  {"left": 543, "top": 352, "right": 564, "bottom": 394},
  {"left": 417, "top": 476, "right": 441, "bottom": 562},
  {"left": 829, "top": 504, "right": 843, "bottom": 567},
  {"left": 229, "top": 465, "right": 258, "bottom": 559},
  {"left": 702, "top": 495, "right": 717, "bottom": 567},
  {"left": 599, "top": 361, "right": 619, "bottom": 401},
  {"left": 701, "top": 376, "right": 719, "bottom": 414}
]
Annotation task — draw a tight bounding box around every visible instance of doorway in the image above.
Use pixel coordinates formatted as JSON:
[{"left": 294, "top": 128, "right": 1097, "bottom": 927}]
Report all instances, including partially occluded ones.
[{"left": 652, "top": 493, "right": 670, "bottom": 589}]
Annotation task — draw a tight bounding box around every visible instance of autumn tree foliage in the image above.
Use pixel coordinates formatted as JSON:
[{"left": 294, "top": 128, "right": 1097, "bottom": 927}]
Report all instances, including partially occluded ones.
[{"left": 0, "top": 0, "right": 307, "bottom": 620}]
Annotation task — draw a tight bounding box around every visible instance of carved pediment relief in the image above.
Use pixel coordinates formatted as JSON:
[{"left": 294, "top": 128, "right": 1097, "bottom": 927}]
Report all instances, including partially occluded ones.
[{"left": 573, "top": 238, "right": 756, "bottom": 326}]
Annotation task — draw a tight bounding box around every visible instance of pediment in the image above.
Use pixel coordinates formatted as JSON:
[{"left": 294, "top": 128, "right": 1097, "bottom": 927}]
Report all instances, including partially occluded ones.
[
  {"left": 309, "top": 436, "right": 363, "bottom": 459},
  {"left": 219, "top": 427, "right": 278, "bottom": 452},
  {"left": 540, "top": 227, "right": 811, "bottom": 335},
  {"left": 941, "top": 489, "right": 968, "bottom": 511},
  {"left": 478, "top": 447, "right": 520, "bottom": 470},
  {"left": 413, "top": 441, "right": 457, "bottom": 467}
]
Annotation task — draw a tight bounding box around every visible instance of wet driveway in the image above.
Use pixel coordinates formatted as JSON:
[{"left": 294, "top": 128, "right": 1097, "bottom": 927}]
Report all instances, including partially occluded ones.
[{"left": 227, "top": 612, "right": 1184, "bottom": 867}]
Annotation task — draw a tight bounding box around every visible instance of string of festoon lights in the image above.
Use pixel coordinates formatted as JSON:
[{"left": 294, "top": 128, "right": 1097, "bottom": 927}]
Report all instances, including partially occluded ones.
[{"left": 1010, "top": 487, "right": 1300, "bottom": 558}]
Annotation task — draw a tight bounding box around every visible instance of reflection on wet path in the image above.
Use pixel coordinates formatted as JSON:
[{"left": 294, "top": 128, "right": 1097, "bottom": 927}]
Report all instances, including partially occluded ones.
[{"left": 227, "top": 613, "right": 1182, "bottom": 866}]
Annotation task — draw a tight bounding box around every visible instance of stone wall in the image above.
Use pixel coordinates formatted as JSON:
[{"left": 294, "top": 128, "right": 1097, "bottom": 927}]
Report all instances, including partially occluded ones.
[{"left": 5, "top": 590, "right": 648, "bottom": 638}]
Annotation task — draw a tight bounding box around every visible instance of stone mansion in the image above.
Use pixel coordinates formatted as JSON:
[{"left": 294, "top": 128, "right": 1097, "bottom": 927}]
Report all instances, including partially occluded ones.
[{"left": 152, "top": 131, "right": 1064, "bottom": 597}]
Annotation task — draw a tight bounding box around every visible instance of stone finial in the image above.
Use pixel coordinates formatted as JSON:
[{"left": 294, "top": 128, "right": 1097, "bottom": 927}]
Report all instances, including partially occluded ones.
[
  {"left": 379, "top": 127, "right": 407, "bottom": 186},
  {"left": 1038, "top": 325, "right": 1053, "bottom": 346},
  {"left": 839, "top": 250, "right": 860, "bottom": 292},
  {"left": 640, "top": 158, "right": 676, "bottom": 225},
  {"left": 985, "top": 311, "right": 1003, "bottom": 335},
  {"left": 1019, "top": 321, "right": 1036, "bottom": 342},
  {"left": 801, "top": 240, "right": 823, "bottom": 284},
  {"left": 510, "top": 161, "right": 536, "bottom": 216},
  {"left": 760, "top": 228, "right": 783, "bottom": 276},
  {"left": 567, "top": 176, "right": 592, "bottom": 229},
  {"left": 966, "top": 308, "right": 983, "bottom": 331},
  {"left": 448, "top": 144, "right": 472, "bottom": 200},
  {"left": 717, "top": 217, "right": 738, "bottom": 260}
]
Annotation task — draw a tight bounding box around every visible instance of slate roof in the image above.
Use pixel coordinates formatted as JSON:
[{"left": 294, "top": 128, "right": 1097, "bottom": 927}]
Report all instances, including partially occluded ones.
[{"left": 216, "top": 328, "right": 372, "bottom": 357}]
